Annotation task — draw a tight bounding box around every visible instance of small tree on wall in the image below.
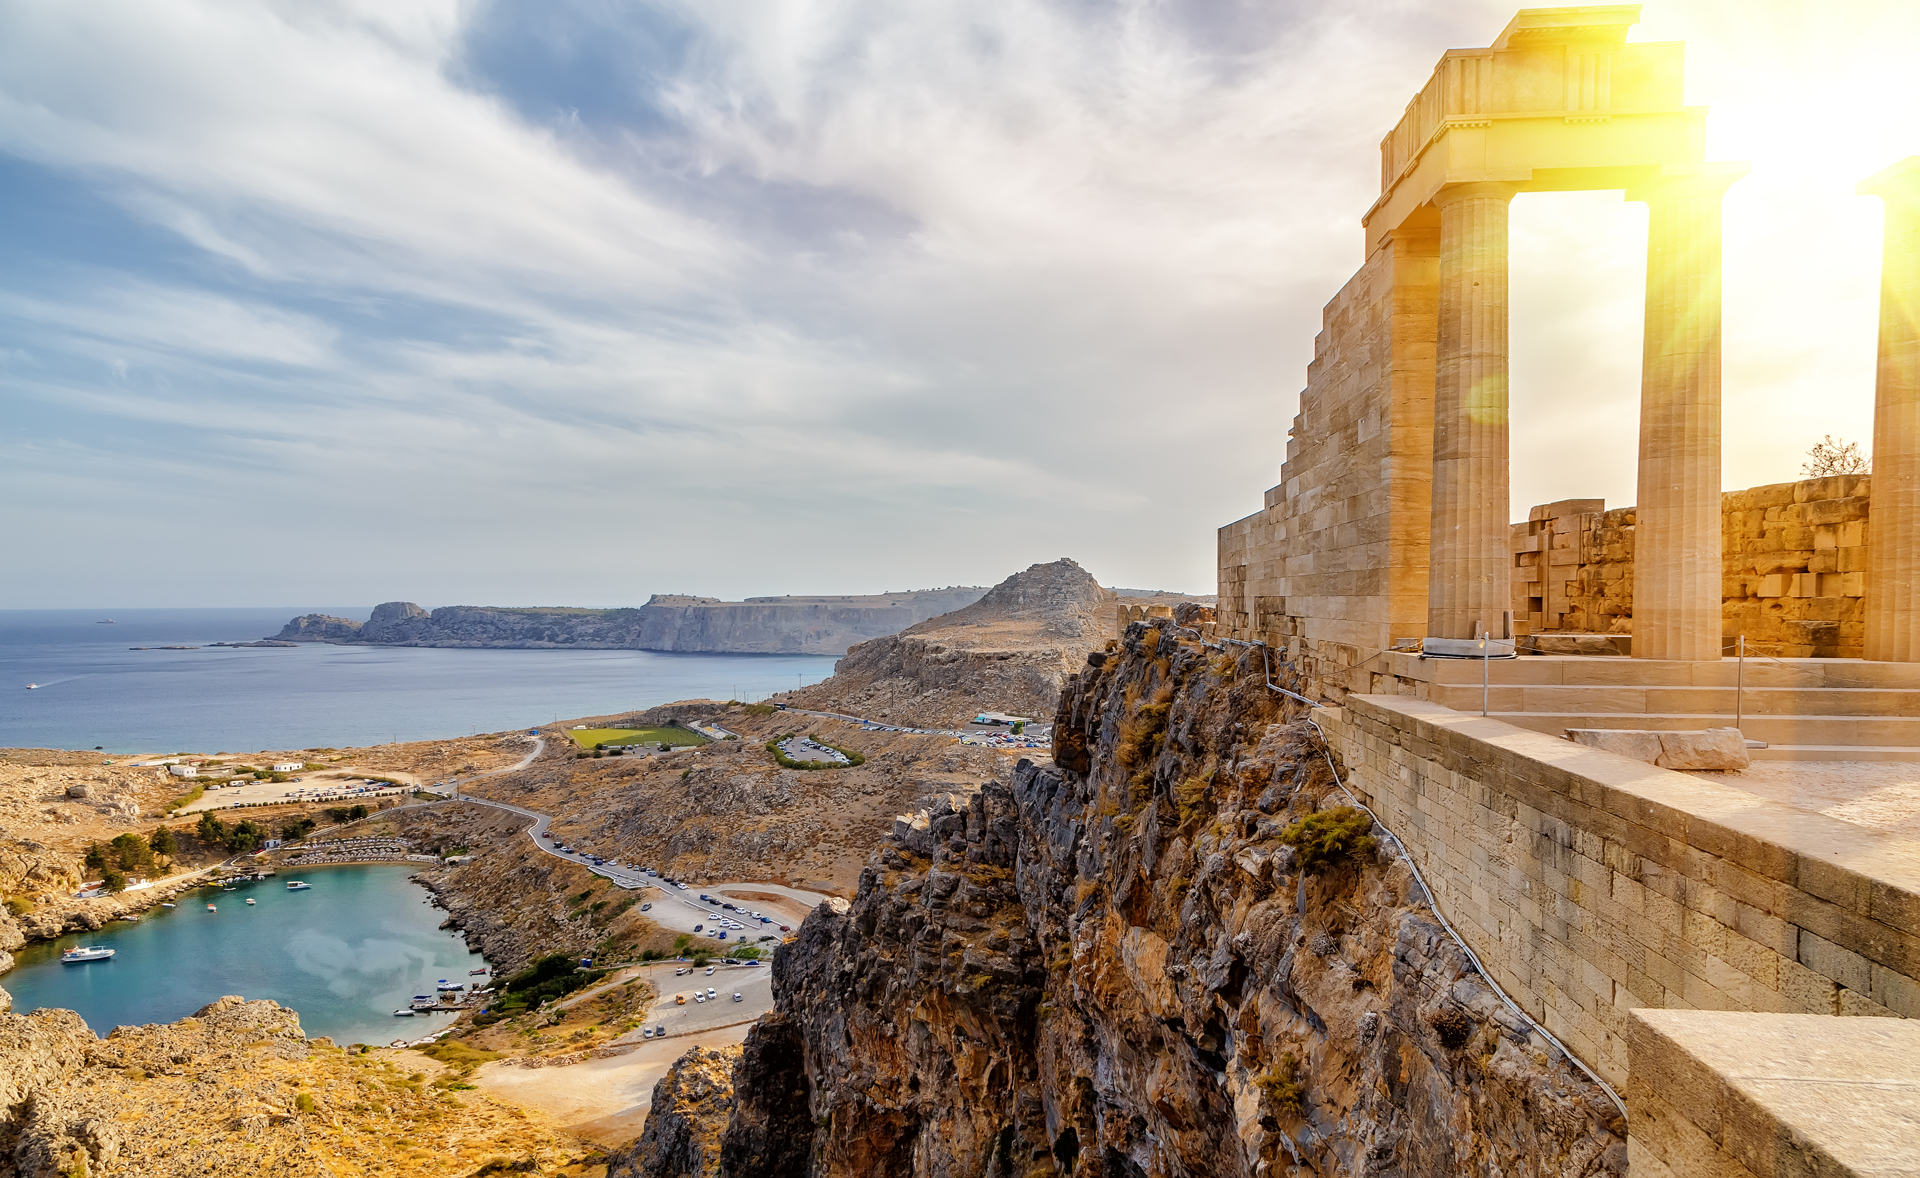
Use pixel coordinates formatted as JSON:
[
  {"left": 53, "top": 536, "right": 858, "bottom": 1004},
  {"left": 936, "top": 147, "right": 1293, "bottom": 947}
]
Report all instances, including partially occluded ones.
[{"left": 1804, "top": 435, "right": 1869, "bottom": 477}]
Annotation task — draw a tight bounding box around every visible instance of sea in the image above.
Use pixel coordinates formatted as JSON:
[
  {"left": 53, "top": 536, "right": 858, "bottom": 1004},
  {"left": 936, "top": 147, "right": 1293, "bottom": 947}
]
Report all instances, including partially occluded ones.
[
  {"left": 3, "top": 866, "right": 489, "bottom": 1045},
  {"left": 0, "top": 608, "right": 839, "bottom": 753}
]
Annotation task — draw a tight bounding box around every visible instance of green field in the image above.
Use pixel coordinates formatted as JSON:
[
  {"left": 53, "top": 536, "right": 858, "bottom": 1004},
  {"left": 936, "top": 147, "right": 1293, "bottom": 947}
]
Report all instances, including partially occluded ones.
[{"left": 565, "top": 725, "right": 709, "bottom": 750}]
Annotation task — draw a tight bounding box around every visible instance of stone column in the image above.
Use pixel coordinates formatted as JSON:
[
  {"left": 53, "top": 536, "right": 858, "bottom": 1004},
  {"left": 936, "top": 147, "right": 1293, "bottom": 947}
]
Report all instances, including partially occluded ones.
[
  {"left": 1631, "top": 168, "right": 1740, "bottom": 661},
  {"left": 1427, "top": 182, "right": 1517, "bottom": 648},
  {"left": 1863, "top": 158, "right": 1920, "bottom": 662}
]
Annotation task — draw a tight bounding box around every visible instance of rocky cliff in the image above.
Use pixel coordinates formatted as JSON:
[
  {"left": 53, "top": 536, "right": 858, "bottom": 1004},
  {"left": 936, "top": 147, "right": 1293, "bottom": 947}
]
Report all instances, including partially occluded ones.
[
  {"left": 271, "top": 588, "right": 988, "bottom": 655},
  {"left": 786, "top": 559, "right": 1120, "bottom": 727},
  {"left": 624, "top": 613, "right": 1624, "bottom": 1177}
]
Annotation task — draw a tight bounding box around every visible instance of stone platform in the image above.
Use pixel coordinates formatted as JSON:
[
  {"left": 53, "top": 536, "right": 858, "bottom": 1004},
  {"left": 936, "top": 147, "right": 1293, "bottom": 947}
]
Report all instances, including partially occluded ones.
[{"left": 1377, "top": 653, "right": 1920, "bottom": 762}]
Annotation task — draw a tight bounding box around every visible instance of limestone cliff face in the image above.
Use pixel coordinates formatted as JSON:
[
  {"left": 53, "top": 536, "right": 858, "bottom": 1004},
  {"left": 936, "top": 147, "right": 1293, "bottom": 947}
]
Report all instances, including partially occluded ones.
[
  {"left": 272, "top": 589, "right": 987, "bottom": 655},
  {"left": 644, "top": 615, "right": 1624, "bottom": 1177},
  {"left": 611, "top": 1045, "right": 745, "bottom": 1178},
  {"left": 788, "top": 559, "right": 1119, "bottom": 727}
]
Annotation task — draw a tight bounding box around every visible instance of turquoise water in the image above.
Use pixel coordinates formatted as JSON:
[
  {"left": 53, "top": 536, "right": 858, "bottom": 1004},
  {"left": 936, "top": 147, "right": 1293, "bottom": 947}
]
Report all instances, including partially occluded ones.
[{"left": 2, "top": 866, "right": 485, "bottom": 1046}]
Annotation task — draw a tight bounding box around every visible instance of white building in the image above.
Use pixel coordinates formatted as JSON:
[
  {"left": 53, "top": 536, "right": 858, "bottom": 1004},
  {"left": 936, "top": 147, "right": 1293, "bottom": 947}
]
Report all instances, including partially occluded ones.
[
  {"left": 271, "top": 762, "right": 303, "bottom": 773},
  {"left": 166, "top": 764, "right": 199, "bottom": 778}
]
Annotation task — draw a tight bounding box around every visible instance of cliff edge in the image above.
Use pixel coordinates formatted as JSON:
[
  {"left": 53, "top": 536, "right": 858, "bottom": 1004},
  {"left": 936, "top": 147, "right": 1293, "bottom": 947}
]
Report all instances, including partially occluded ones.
[{"left": 618, "top": 612, "right": 1624, "bottom": 1177}]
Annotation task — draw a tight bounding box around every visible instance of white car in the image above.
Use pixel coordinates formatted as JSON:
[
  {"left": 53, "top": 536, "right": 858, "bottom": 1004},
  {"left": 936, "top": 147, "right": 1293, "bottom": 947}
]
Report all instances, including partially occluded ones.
[
  {"left": 732, "top": 992, "right": 743, "bottom": 1003},
  {"left": 705, "top": 966, "right": 715, "bottom": 976},
  {"left": 706, "top": 987, "right": 716, "bottom": 998}
]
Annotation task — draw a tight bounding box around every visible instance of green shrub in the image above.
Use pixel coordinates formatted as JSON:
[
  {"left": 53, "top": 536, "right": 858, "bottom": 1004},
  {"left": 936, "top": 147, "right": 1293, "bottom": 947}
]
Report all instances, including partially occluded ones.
[
  {"left": 294, "top": 1092, "right": 316, "bottom": 1113},
  {"left": 1278, "top": 807, "right": 1376, "bottom": 874},
  {"left": 4, "top": 896, "right": 32, "bottom": 917}
]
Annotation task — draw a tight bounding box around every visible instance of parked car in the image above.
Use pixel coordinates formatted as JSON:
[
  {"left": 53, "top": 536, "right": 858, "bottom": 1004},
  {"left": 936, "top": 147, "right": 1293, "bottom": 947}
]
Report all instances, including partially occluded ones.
[
  {"left": 732, "top": 992, "right": 743, "bottom": 1003},
  {"left": 641, "top": 1027, "right": 655, "bottom": 1038},
  {"left": 641, "top": 902, "right": 652, "bottom": 911},
  {"left": 706, "top": 988, "right": 717, "bottom": 998},
  {"left": 675, "top": 994, "right": 687, "bottom": 1005},
  {"left": 779, "top": 925, "right": 791, "bottom": 932},
  {"left": 705, "top": 966, "right": 715, "bottom": 975}
]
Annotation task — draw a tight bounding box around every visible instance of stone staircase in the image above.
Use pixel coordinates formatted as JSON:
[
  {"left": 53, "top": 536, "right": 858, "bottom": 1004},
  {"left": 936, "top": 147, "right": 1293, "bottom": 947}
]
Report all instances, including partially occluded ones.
[{"left": 1409, "top": 655, "right": 1920, "bottom": 761}]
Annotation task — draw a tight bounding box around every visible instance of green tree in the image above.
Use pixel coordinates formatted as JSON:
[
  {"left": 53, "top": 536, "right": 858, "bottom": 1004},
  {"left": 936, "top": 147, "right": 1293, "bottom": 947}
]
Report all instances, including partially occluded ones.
[
  {"left": 101, "top": 869, "right": 128, "bottom": 894},
  {"left": 196, "top": 812, "right": 229, "bottom": 848},
  {"left": 227, "top": 820, "right": 267, "bottom": 853},
  {"left": 83, "top": 843, "right": 108, "bottom": 873},
  {"left": 148, "top": 826, "right": 177, "bottom": 858},
  {"left": 110, "top": 832, "right": 153, "bottom": 875},
  {"left": 280, "top": 816, "right": 317, "bottom": 842}
]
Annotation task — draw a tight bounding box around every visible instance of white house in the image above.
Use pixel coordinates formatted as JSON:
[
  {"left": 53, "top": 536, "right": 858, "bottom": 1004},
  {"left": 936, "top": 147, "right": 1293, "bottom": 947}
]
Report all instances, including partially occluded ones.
[
  {"left": 271, "top": 762, "right": 303, "bottom": 774},
  {"left": 166, "top": 764, "right": 199, "bottom": 778}
]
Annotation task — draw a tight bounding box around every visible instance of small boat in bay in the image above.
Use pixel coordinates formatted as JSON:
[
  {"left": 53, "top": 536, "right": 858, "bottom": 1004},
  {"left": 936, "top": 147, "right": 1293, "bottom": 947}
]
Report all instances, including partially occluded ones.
[
  {"left": 286, "top": 881, "right": 311, "bottom": 891},
  {"left": 435, "top": 978, "right": 464, "bottom": 992},
  {"left": 245, "top": 898, "right": 256, "bottom": 906},
  {"left": 25, "top": 684, "right": 38, "bottom": 690},
  {"left": 160, "top": 902, "right": 176, "bottom": 908},
  {"left": 469, "top": 968, "right": 488, "bottom": 976},
  {"left": 62, "top": 946, "right": 115, "bottom": 964},
  {"left": 392, "top": 1008, "right": 417, "bottom": 1017},
  {"left": 206, "top": 903, "right": 216, "bottom": 912}
]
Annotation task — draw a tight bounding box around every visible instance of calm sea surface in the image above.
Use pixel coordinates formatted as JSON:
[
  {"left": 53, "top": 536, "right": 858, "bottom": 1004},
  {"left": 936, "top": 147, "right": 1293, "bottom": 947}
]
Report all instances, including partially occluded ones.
[
  {"left": 4, "top": 866, "right": 485, "bottom": 1045},
  {"left": 0, "top": 608, "right": 837, "bottom": 752}
]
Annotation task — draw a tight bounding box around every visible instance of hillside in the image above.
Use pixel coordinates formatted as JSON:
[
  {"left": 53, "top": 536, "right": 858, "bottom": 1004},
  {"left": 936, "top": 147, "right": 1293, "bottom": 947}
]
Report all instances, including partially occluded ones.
[
  {"left": 271, "top": 588, "right": 988, "bottom": 656},
  {"left": 783, "top": 558, "right": 1121, "bottom": 727}
]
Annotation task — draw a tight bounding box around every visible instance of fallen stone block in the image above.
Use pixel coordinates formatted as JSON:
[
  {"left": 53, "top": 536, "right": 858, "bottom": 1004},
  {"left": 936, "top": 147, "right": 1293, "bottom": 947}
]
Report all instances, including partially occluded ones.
[{"left": 1563, "top": 727, "right": 1749, "bottom": 771}]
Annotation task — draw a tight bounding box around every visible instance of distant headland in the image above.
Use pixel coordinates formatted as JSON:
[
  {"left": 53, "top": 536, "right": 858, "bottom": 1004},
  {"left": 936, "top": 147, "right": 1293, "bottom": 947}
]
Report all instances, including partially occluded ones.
[{"left": 269, "top": 589, "right": 991, "bottom": 656}]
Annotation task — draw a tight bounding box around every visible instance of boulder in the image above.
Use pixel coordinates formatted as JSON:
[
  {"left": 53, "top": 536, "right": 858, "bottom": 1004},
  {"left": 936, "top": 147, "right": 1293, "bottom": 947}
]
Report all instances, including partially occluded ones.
[
  {"left": 1563, "top": 729, "right": 1665, "bottom": 765},
  {"left": 65, "top": 785, "right": 92, "bottom": 800}
]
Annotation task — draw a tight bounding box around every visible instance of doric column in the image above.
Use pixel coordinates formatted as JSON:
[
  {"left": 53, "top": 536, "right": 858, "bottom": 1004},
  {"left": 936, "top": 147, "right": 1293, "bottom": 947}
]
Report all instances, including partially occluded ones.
[
  {"left": 1427, "top": 182, "right": 1517, "bottom": 647},
  {"left": 1631, "top": 167, "right": 1742, "bottom": 661},
  {"left": 1863, "top": 158, "right": 1920, "bottom": 661}
]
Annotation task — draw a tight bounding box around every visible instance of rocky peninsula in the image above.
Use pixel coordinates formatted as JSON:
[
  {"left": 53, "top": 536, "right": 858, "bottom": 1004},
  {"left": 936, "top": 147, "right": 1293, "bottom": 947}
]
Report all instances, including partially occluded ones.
[{"left": 272, "top": 588, "right": 990, "bottom": 656}]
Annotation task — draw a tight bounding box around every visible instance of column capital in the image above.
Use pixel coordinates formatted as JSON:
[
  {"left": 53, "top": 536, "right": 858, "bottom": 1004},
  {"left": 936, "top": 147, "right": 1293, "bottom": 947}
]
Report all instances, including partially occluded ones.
[
  {"left": 1432, "top": 181, "right": 1521, "bottom": 207},
  {"left": 1860, "top": 157, "right": 1920, "bottom": 205},
  {"left": 1627, "top": 161, "right": 1748, "bottom": 204}
]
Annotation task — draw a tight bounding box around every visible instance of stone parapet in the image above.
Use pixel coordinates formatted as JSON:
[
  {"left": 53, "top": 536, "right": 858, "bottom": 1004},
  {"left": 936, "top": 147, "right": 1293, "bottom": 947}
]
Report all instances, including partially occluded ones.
[
  {"left": 1626, "top": 1009, "right": 1920, "bottom": 1177},
  {"left": 1318, "top": 693, "right": 1920, "bottom": 1087}
]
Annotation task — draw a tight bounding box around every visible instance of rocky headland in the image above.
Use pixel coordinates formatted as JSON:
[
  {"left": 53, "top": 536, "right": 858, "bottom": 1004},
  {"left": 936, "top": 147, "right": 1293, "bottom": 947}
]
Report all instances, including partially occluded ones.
[
  {"left": 785, "top": 558, "right": 1125, "bottom": 727},
  {"left": 272, "top": 588, "right": 989, "bottom": 656},
  {"left": 617, "top": 612, "right": 1624, "bottom": 1177}
]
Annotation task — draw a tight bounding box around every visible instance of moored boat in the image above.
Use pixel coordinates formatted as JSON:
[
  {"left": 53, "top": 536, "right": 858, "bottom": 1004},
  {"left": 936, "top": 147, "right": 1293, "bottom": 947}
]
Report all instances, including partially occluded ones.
[
  {"left": 160, "top": 902, "right": 176, "bottom": 908},
  {"left": 61, "top": 946, "right": 115, "bottom": 964},
  {"left": 468, "top": 968, "right": 488, "bottom": 976},
  {"left": 392, "top": 1008, "right": 417, "bottom": 1017},
  {"left": 286, "top": 881, "right": 311, "bottom": 891},
  {"left": 435, "top": 978, "right": 463, "bottom": 992},
  {"left": 206, "top": 903, "right": 216, "bottom": 912},
  {"left": 245, "top": 898, "right": 256, "bottom": 905}
]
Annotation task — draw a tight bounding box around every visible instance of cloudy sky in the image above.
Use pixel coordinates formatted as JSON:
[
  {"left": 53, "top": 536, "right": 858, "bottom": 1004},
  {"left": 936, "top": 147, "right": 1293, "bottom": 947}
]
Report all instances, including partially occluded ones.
[{"left": 3, "top": 1, "right": 1914, "bottom": 609}]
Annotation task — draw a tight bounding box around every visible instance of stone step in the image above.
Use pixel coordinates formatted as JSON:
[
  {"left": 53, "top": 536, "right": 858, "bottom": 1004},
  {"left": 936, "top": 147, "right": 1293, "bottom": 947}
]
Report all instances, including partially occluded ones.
[
  {"left": 1428, "top": 683, "right": 1920, "bottom": 717},
  {"left": 1746, "top": 745, "right": 1920, "bottom": 762},
  {"left": 1486, "top": 711, "right": 1920, "bottom": 748},
  {"left": 1401, "top": 652, "right": 1920, "bottom": 691}
]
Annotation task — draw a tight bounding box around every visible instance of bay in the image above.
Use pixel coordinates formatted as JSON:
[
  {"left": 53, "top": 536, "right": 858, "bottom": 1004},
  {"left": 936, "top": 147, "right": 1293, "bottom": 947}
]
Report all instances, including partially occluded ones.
[
  {"left": 2, "top": 866, "right": 488, "bottom": 1046},
  {"left": 0, "top": 608, "right": 837, "bottom": 752}
]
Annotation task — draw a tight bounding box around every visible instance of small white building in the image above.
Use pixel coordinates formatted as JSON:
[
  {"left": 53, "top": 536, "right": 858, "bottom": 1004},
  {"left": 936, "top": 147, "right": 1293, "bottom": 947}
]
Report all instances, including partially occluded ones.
[
  {"left": 271, "top": 762, "right": 303, "bottom": 774},
  {"left": 167, "top": 764, "right": 199, "bottom": 778}
]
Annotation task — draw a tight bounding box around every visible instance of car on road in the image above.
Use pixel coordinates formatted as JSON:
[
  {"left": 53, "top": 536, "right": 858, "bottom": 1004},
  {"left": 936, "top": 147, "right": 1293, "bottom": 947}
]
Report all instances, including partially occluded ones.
[
  {"left": 732, "top": 992, "right": 743, "bottom": 1002},
  {"left": 675, "top": 994, "right": 687, "bottom": 1005},
  {"left": 656, "top": 1025, "right": 665, "bottom": 1036},
  {"left": 641, "top": 903, "right": 652, "bottom": 911},
  {"left": 674, "top": 967, "right": 688, "bottom": 976},
  {"left": 693, "top": 924, "right": 703, "bottom": 932},
  {"left": 707, "top": 988, "right": 716, "bottom": 998},
  {"left": 705, "top": 966, "right": 715, "bottom": 975},
  {"left": 779, "top": 925, "right": 791, "bottom": 932}
]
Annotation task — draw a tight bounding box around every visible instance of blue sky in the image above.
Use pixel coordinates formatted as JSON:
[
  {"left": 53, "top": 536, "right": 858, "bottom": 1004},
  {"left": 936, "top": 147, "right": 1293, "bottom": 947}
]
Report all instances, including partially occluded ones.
[{"left": 2, "top": 1, "right": 1913, "bottom": 608}]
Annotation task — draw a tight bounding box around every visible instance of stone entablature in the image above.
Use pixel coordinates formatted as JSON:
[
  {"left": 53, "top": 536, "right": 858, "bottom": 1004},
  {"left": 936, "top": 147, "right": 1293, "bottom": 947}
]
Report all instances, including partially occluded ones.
[{"left": 1511, "top": 475, "right": 1873, "bottom": 658}]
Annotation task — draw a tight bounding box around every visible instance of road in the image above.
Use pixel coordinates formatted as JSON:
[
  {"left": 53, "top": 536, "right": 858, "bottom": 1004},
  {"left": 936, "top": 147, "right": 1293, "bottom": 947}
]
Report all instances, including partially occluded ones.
[{"left": 430, "top": 734, "right": 835, "bottom": 942}]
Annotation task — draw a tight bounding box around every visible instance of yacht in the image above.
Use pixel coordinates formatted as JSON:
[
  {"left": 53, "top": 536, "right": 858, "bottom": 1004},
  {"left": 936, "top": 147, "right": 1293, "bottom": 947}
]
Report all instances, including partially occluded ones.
[
  {"left": 61, "top": 946, "right": 115, "bottom": 964},
  {"left": 285, "top": 881, "right": 311, "bottom": 891},
  {"left": 25, "top": 684, "right": 38, "bottom": 690},
  {"left": 392, "top": 1008, "right": 417, "bottom": 1017},
  {"left": 435, "top": 978, "right": 464, "bottom": 992},
  {"left": 206, "top": 903, "right": 216, "bottom": 912},
  {"left": 244, "top": 898, "right": 256, "bottom": 906}
]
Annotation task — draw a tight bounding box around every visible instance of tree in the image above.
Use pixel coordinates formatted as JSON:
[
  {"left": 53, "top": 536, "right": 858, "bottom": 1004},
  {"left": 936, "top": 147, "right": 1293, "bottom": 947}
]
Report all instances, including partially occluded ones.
[
  {"left": 148, "top": 826, "right": 177, "bottom": 858},
  {"left": 196, "top": 812, "right": 229, "bottom": 848},
  {"left": 227, "top": 820, "right": 267, "bottom": 853},
  {"left": 280, "top": 816, "right": 317, "bottom": 842},
  {"left": 83, "top": 843, "right": 108, "bottom": 873},
  {"left": 101, "top": 869, "right": 128, "bottom": 894},
  {"left": 1804, "top": 435, "right": 1869, "bottom": 477},
  {"left": 111, "top": 832, "right": 154, "bottom": 875}
]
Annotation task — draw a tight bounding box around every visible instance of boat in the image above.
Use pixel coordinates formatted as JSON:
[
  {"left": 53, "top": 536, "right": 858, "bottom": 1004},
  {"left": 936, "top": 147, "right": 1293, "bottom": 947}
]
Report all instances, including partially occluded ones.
[
  {"left": 244, "top": 898, "right": 256, "bottom": 906},
  {"left": 392, "top": 1008, "right": 417, "bottom": 1017},
  {"left": 206, "top": 903, "right": 216, "bottom": 912},
  {"left": 435, "top": 979, "right": 464, "bottom": 992},
  {"left": 62, "top": 947, "right": 115, "bottom": 964},
  {"left": 160, "top": 902, "right": 176, "bottom": 908},
  {"left": 25, "top": 684, "right": 38, "bottom": 690},
  {"left": 409, "top": 996, "right": 439, "bottom": 1010},
  {"left": 468, "top": 968, "right": 488, "bottom": 976},
  {"left": 97, "top": 618, "right": 116, "bottom": 624},
  {"left": 286, "top": 881, "right": 311, "bottom": 891}
]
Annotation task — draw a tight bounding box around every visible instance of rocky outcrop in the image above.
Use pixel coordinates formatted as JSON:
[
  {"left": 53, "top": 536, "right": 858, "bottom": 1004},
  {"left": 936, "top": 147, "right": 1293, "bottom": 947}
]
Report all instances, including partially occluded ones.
[
  {"left": 271, "top": 588, "right": 987, "bottom": 655},
  {"left": 656, "top": 615, "right": 1623, "bottom": 1177},
  {"left": 610, "top": 1045, "right": 744, "bottom": 1178},
  {"left": 788, "top": 558, "right": 1120, "bottom": 727}
]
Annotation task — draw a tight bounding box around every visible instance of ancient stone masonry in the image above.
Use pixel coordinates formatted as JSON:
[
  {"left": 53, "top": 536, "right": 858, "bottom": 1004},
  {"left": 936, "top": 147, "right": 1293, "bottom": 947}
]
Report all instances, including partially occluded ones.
[{"left": 1510, "top": 475, "right": 1874, "bottom": 658}]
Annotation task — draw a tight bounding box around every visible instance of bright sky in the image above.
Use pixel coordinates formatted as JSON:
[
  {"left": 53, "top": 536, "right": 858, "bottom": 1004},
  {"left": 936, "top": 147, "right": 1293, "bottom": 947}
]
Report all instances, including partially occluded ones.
[{"left": 2, "top": 1, "right": 1914, "bottom": 609}]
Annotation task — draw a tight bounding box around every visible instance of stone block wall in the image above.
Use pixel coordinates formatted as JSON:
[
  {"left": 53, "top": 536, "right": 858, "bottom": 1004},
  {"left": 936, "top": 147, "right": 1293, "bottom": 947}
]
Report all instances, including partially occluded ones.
[
  {"left": 1318, "top": 693, "right": 1920, "bottom": 1088},
  {"left": 1510, "top": 475, "right": 1873, "bottom": 658}
]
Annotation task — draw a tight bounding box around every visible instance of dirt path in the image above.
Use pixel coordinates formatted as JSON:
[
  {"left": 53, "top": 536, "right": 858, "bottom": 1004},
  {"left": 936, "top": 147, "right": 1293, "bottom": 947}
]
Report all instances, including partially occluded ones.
[{"left": 473, "top": 1024, "right": 753, "bottom": 1145}]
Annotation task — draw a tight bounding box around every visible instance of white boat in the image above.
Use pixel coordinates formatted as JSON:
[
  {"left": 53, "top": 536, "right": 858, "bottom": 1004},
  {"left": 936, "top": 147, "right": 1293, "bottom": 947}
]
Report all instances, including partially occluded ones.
[
  {"left": 435, "top": 979, "right": 464, "bottom": 992},
  {"left": 206, "top": 903, "right": 217, "bottom": 912},
  {"left": 62, "top": 946, "right": 115, "bottom": 964},
  {"left": 244, "top": 898, "right": 256, "bottom": 906},
  {"left": 160, "top": 902, "right": 176, "bottom": 908},
  {"left": 25, "top": 684, "right": 38, "bottom": 690},
  {"left": 286, "top": 881, "right": 311, "bottom": 891},
  {"left": 392, "top": 1008, "right": 417, "bottom": 1017}
]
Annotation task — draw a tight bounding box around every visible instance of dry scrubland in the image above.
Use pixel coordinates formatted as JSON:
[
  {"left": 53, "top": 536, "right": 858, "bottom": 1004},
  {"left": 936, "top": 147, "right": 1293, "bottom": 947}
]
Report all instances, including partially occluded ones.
[{"left": 464, "top": 703, "right": 1010, "bottom": 894}]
